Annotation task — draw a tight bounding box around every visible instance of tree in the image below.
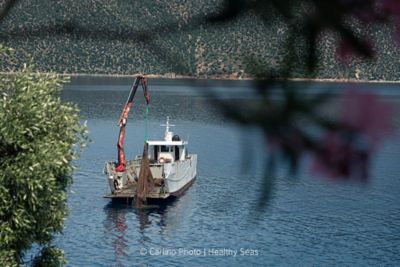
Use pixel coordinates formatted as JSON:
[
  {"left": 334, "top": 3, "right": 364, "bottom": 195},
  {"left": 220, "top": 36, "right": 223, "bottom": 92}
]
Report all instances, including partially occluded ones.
[{"left": 0, "top": 46, "right": 87, "bottom": 266}]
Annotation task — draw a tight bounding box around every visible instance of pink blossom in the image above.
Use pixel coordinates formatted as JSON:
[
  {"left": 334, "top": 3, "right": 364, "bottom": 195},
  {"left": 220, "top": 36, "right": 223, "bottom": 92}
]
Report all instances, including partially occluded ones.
[
  {"left": 379, "top": 0, "right": 400, "bottom": 44},
  {"left": 380, "top": 0, "right": 400, "bottom": 15},
  {"left": 311, "top": 89, "right": 394, "bottom": 180},
  {"left": 336, "top": 39, "right": 354, "bottom": 65},
  {"left": 341, "top": 89, "right": 394, "bottom": 148},
  {"left": 336, "top": 39, "right": 375, "bottom": 65},
  {"left": 311, "top": 131, "right": 369, "bottom": 179},
  {"left": 336, "top": 0, "right": 400, "bottom": 62}
]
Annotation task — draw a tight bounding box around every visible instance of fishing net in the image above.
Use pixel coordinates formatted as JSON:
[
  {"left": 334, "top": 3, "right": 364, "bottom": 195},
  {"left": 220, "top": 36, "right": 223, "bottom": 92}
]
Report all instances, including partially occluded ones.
[{"left": 135, "top": 143, "right": 154, "bottom": 207}]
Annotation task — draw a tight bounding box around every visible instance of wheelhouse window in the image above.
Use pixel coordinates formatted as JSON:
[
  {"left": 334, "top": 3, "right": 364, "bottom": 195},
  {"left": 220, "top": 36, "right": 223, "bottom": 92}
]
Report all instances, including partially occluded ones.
[{"left": 160, "top": 145, "right": 169, "bottom": 152}]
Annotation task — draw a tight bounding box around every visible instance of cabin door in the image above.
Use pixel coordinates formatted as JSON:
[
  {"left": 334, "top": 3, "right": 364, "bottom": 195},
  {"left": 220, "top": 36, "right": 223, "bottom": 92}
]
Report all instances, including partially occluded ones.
[
  {"left": 154, "top": 146, "right": 159, "bottom": 161},
  {"left": 175, "top": 146, "right": 179, "bottom": 161}
]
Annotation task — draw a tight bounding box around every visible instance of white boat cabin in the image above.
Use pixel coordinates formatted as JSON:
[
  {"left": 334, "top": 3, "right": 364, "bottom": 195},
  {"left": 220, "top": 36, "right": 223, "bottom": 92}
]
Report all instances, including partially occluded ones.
[{"left": 147, "top": 117, "right": 188, "bottom": 164}]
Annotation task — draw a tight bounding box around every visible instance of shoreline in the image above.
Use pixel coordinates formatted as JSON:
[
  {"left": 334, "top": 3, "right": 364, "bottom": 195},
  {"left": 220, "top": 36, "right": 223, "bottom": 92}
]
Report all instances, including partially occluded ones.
[
  {"left": 2, "top": 71, "right": 400, "bottom": 85},
  {"left": 67, "top": 72, "right": 400, "bottom": 84}
]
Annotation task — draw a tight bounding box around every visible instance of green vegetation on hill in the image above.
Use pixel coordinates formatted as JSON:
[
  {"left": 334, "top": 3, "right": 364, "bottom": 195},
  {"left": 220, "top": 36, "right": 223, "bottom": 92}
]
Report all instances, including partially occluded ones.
[{"left": 0, "top": 0, "right": 399, "bottom": 80}]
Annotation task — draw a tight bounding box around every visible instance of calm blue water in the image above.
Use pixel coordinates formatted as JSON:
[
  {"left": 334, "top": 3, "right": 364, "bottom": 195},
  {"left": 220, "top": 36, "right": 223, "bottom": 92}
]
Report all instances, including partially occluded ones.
[{"left": 50, "top": 79, "right": 400, "bottom": 266}]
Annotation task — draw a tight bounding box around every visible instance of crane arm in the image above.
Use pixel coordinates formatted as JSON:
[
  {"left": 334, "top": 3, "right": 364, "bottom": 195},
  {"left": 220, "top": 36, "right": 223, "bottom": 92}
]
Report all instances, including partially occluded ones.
[{"left": 115, "top": 75, "right": 150, "bottom": 172}]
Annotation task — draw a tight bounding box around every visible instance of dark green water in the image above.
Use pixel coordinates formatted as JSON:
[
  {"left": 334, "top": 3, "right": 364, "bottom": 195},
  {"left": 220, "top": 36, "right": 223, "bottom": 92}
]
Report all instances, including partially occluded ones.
[{"left": 50, "top": 78, "right": 400, "bottom": 266}]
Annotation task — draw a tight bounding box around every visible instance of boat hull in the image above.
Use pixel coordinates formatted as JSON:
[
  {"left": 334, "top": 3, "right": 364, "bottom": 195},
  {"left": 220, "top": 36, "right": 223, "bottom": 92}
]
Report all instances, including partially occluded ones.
[
  {"left": 103, "top": 154, "right": 197, "bottom": 202},
  {"left": 105, "top": 176, "right": 196, "bottom": 205}
]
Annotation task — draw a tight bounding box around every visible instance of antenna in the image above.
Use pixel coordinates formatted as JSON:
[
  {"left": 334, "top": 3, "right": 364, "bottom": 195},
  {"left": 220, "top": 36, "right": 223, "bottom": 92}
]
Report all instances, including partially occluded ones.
[{"left": 161, "top": 116, "right": 175, "bottom": 140}]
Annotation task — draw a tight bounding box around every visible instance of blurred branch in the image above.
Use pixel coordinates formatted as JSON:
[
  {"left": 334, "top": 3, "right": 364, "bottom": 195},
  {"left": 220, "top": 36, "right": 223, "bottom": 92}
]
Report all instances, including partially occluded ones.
[{"left": 0, "top": 0, "right": 19, "bottom": 24}]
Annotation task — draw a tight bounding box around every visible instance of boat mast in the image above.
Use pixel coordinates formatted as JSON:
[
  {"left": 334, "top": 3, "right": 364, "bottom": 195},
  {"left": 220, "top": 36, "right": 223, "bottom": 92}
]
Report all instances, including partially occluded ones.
[{"left": 161, "top": 116, "right": 175, "bottom": 141}]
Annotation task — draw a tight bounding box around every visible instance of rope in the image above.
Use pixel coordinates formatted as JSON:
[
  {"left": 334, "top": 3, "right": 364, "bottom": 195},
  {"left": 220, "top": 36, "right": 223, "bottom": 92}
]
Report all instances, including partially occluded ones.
[{"left": 144, "top": 105, "right": 149, "bottom": 141}]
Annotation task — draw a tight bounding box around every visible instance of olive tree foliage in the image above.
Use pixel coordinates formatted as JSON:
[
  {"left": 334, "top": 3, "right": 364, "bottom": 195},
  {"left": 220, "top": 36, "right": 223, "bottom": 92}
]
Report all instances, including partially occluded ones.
[{"left": 0, "top": 45, "right": 87, "bottom": 266}]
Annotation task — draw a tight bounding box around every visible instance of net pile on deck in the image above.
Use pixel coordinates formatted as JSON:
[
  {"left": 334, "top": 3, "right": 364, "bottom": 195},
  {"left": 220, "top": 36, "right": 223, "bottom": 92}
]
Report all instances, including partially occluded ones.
[{"left": 135, "top": 143, "right": 154, "bottom": 207}]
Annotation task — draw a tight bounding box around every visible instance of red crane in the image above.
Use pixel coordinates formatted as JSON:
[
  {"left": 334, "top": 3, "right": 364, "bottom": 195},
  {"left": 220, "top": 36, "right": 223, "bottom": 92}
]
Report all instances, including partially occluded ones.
[{"left": 115, "top": 75, "right": 150, "bottom": 172}]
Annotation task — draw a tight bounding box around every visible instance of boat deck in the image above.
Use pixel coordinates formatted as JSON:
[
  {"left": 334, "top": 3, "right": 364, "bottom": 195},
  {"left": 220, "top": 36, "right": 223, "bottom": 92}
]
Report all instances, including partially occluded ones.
[{"left": 103, "top": 183, "right": 170, "bottom": 199}]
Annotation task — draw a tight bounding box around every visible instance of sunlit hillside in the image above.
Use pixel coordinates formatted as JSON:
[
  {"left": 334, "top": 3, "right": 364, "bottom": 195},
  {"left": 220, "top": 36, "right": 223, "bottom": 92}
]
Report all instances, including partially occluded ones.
[{"left": 1, "top": 0, "right": 399, "bottom": 80}]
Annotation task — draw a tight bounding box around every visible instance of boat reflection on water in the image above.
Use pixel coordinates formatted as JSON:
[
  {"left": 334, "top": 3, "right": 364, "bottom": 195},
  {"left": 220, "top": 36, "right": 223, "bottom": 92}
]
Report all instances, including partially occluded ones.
[
  {"left": 103, "top": 203, "right": 129, "bottom": 267},
  {"left": 102, "top": 170, "right": 197, "bottom": 266},
  {"left": 102, "top": 201, "right": 172, "bottom": 266}
]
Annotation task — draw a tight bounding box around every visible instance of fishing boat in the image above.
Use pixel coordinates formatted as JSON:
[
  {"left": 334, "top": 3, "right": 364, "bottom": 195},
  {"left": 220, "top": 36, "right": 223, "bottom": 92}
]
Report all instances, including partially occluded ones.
[{"left": 103, "top": 76, "right": 197, "bottom": 204}]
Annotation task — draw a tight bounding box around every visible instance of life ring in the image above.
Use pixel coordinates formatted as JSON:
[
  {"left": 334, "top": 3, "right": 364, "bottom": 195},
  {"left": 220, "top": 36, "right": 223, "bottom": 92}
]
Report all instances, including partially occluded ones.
[{"left": 159, "top": 157, "right": 165, "bottom": 163}]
